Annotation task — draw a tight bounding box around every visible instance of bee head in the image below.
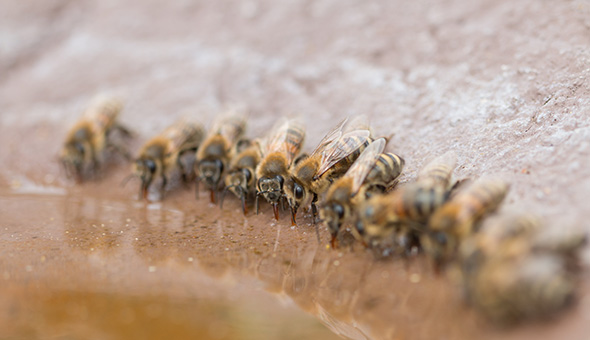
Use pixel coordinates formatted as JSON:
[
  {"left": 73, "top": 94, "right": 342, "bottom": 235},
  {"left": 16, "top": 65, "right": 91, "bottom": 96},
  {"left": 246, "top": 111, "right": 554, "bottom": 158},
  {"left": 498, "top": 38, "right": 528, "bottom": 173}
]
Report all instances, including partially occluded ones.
[
  {"left": 61, "top": 142, "right": 87, "bottom": 180},
  {"left": 198, "top": 159, "right": 224, "bottom": 190},
  {"left": 284, "top": 177, "right": 307, "bottom": 214},
  {"left": 134, "top": 157, "right": 158, "bottom": 181},
  {"left": 321, "top": 202, "right": 346, "bottom": 236},
  {"left": 225, "top": 169, "right": 252, "bottom": 198},
  {"left": 257, "top": 175, "right": 284, "bottom": 203},
  {"left": 422, "top": 230, "right": 455, "bottom": 270}
]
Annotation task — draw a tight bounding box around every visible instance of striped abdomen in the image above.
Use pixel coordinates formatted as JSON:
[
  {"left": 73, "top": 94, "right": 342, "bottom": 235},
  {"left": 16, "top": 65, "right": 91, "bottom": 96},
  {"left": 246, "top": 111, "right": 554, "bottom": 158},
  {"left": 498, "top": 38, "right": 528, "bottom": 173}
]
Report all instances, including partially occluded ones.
[
  {"left": 454, "top": 178, "right": 509, "bottom": 223},
  {"left": 417, "top": 151, "right": 457, "bottom": 189},
  {"left": 284, "top": 123, "right": 306, "bottom": 164},
  {"left": 364, "top": 152, "right": 404, "bottom": 192},
  {"left": 391, "top": 183, "right": 450, "bottom": 224}
]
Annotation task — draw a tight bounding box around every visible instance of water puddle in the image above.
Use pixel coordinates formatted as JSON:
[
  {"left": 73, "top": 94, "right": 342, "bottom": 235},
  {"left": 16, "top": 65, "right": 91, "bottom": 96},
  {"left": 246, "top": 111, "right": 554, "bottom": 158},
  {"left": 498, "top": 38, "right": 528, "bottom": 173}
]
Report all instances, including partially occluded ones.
[{"left": 1, "top": 177, "right": 589, "bottom": 340}]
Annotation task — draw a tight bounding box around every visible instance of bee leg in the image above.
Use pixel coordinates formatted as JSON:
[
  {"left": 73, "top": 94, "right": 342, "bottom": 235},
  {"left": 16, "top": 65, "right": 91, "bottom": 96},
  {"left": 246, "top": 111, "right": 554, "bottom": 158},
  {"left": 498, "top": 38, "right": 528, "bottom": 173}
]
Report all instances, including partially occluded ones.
[
  {"left": 330, "top": 233, "right": 338, "bottom": 249},
  {"left": 219, "top": 188, "right": 227, "bottom": 209},
  {"left": 311, "top": 194, "right": 319, "bottom": 224},
  {"left": 255, "top": 192, "right": 260, "bottom": 215},
  {"left": 290, "top": 207, "right": 297, "bottom": 227},
  {"left": 160, "top": 175, "right": 168, "bottom": 200},
  {"left": 272, "top": 203, "right": 280, "bottom": 220},
  {"left": 140, "top": 176, "right": 152, "bottom": 200},
  {"left": 177, "top": 156, "right": 188, "bottom": 184},
  {"left": 209, "top": 189, "right": 216, "bottom": 204},
  {"left": 241, "top": 194, "right": 248, "bottom": 215}
]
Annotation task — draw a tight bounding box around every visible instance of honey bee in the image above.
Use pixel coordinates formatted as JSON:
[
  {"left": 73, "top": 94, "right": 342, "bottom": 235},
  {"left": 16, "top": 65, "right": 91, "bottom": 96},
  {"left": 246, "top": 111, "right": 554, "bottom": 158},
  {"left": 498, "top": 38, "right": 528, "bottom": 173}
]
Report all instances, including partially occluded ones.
[
  {"left": 416, "top": 150, "right": 458, "bottom": 189},
  {"left": 454, "top": 211, "right": 585, "bottom": 324},
  {"left": 195, "top": 115, "right": 246, "bottom": 203},
  {"left": 133, "top": 120, "right": 205, "bottom": 200},
  {"left": 320, "top": 138, "right": 405, "bottom": 248},
  {"left": 422, "top": 177, "right": 509, "bottom": 269},
  {"left": 459, "top": 212, "right": 586, "bottom": 283},
  {"left": 284, "top": 119, "right": 372, "bottom": 227},
  {"left": 60, "top": 96, "right": 131, "bottom": 181},
  {"left": 220, "top": 139, "right": 262, "bottom": 214},
  {"left": 353, "top": 151, "right": 457, "bottom": 255},
  {"left": 468, "top": 253, "right": 575, "bottom": 325},
  {"left": 255, "top": 120, "right": 306, "bottom": 220}
]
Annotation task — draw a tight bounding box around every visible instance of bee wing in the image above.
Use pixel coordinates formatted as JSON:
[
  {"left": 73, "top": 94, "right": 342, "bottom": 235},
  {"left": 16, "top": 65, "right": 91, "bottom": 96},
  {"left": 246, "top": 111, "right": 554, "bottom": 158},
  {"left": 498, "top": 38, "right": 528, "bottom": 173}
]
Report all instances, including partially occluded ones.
[
  {"left": 417, "top": 150, "right": 457, "bottom": 188},
  {"left": 344, "top": 114, "right": 370, "bottom": 133},
  {"left": 347, "top": 138, "right": 386, "bottom": 194},
  {"left": 163, "top": 120, "right": 202, "bottom": 154},
  {"left": 265, "top": 120, "right": 305, "bottom": 165},
  {"left": 85, "top": 96, "right": 123, "bottom": 130},
  {"left": 309, "top": 117, "right": 348, "bottom": 157},
  {"left": 218, "top": 115, "right": 246, "bottom": 145},
  {"left": 316, "top": 129, "right": 372, "bottom": 178}
]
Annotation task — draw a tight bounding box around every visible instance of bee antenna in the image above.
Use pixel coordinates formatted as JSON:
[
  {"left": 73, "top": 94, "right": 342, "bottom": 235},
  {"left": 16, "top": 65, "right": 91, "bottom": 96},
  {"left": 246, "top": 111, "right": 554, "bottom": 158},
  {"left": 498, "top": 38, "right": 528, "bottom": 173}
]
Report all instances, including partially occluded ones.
[{"left": 120, "top": 173, "right": 138, "bottom": 188}]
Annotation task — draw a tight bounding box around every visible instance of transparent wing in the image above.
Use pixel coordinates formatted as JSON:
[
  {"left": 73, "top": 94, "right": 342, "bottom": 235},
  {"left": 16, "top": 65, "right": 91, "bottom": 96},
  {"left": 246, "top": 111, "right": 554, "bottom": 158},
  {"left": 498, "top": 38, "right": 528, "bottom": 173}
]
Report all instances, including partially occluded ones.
[
  {"left": 417, "top": 150, "right": 457, "bottom": 188},
  {"left": 344, "top": 114, "right": 370, "bottom": 133},
  {"left": 163, "top": 120, "right": 201, "bottom": 153},
  {"left": 309, "top": 118, "right": 348, "bottom": 157},
  {"left": 218, "top": 115, "right": 246, "bottom": 145},
  {"left": 316, "top": 130, "right": 371, "bottom": 178},
  {"left": 347, "top": 138, "right": 386, "bottom": 194},
  {"left": 264, "top": 120, "right": 305, "bottom": 165}
]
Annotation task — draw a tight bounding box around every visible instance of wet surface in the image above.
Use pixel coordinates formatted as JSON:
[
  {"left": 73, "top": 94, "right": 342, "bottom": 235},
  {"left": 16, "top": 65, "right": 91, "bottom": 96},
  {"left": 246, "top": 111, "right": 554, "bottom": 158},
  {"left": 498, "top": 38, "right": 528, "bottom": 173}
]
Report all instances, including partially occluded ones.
[{"left": 2, "top": 0, "right": 590, "bottom": 339}]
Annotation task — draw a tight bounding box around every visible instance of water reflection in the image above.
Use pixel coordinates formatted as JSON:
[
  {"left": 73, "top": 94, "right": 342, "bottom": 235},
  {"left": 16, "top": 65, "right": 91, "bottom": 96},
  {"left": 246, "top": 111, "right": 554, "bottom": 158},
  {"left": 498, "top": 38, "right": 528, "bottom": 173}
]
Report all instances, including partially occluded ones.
[
  {"left": 3, "top": 188, "right": 586, "bottom": 340},
  {"left": 53, "top": 193, "right": 505, "bottom": 339}
]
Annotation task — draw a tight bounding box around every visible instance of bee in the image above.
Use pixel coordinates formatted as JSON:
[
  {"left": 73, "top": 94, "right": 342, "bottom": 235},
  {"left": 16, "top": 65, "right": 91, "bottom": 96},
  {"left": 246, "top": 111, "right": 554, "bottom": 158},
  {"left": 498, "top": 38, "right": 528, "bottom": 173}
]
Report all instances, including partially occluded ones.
[
  {"left": 353, "top": 151, "right": 457, "bottom": 255},
  {"left": 255, "top": 120, "right": 306, "bottom": 220},
  {"left": 195, "top": 115, "right": 246, "bottom": 203},
  {"left": 459, "top": 213, "right": 586, "bottom": 284},
  {"left": 133, "top": 120, "right": 205, "bottom": 200},
  {"left": 468, "top": 253, "right": 575, "bottom": 325},
  {"left": 320, "top": 138, "right": 405, "bottom": 248},
  {"left": 284, "top": 119, "right": 372, "bottom": 227},
  {"left": 220, "top": 139, "right": 262, "bottom": 214},
  {"left": 422, "top": 177, "right": 509, "bottom": 270},
  {"left": 60, "top": 96, "right": 131, "bottom": 181},
  {"left": 458, "top": 213, "right": 541, "bottom": 271}
]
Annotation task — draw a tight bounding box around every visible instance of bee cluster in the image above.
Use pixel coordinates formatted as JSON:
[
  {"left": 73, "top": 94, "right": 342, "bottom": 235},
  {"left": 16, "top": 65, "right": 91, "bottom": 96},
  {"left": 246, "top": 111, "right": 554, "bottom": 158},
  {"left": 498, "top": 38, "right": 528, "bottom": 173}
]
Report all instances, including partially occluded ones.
[{"left": 61, "top": 97, "right": 586, "bottom": 326}]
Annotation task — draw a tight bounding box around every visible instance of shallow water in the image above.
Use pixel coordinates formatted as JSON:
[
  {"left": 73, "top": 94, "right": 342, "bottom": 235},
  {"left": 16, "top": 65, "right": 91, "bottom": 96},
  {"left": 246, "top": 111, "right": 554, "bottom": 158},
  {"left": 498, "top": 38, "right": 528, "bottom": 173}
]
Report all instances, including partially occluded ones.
[{"left": 1, "top": 174, "right": 589, "bottom": 339}]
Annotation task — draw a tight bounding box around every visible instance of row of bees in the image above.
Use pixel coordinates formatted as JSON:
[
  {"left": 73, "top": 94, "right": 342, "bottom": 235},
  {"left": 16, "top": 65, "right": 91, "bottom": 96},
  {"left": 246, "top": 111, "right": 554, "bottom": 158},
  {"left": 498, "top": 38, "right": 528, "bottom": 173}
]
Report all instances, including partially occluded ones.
[{"left": 60, "top": 96, "right": 586, "bottom": 325}]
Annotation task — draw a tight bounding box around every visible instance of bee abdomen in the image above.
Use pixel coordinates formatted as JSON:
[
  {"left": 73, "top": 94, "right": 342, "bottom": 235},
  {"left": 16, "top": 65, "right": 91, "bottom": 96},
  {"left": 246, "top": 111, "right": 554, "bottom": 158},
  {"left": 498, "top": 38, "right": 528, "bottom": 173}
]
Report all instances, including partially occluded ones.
[
  {"left": 365, "top": 152, "right": 404, "bottom": 188},
  {"left": 343, "top": 136, "right": 372, "bottom": 164},
  {"left": 285, "top": 125, "right": 306, "bottom": 162},
  {"left": 395, "top": 184, "right": 448, "bottom": 222},
  {"left": 461, "top": 179, "right": 509, "bottom": 217}
]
